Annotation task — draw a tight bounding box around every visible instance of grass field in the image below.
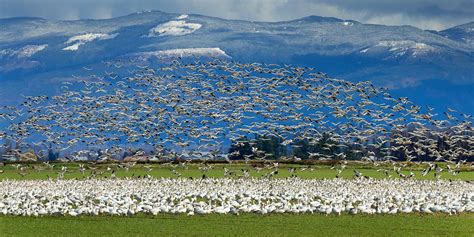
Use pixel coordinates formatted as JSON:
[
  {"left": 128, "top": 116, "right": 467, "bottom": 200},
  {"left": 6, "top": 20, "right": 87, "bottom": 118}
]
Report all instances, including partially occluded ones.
[
  {"left": 1, "top": 214, "right": 473, "bottom": 237},
  {"left": 1, "top": 162, "right": 473, "bottom": 236},
  {"left": 1, "top": 162, "right": 473, "bottom": 180}
]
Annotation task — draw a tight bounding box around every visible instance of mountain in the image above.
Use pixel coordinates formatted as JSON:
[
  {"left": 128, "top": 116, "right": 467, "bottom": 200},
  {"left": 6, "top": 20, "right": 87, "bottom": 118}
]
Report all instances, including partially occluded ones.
[
  {"left": 0, "top": 11, "right": 473, "bottom": 113},
  {"left": 436, "top": 22, "right": 474, "bottom": 47}
]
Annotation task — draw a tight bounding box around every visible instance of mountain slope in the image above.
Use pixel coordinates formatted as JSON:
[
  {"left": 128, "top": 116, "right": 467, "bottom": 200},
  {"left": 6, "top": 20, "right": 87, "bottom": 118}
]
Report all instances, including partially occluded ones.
[
  {"left": 0, "top": 11, "right": 473, "bottom": 113},
  {"left": 436, "top": 22, "right": 474, "bottom": 47}
]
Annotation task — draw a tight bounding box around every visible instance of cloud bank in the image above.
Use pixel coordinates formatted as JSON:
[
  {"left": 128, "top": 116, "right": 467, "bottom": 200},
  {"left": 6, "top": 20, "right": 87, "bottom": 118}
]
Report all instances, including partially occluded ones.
[{"left": 1, "top": 0, "right": 473, "bottom": 30}]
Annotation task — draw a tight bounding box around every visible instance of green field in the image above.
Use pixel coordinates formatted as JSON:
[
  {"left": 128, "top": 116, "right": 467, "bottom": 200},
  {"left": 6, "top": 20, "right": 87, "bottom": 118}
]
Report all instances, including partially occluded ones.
[
  {"left": 1, "top": 214, "right": 473, "bottom": 237},
  {"left": 1, "top": 162, "right": 473, "bottom": 236},
  {"left": 1, "top": 161, "right": 473, "bottom": 180}
]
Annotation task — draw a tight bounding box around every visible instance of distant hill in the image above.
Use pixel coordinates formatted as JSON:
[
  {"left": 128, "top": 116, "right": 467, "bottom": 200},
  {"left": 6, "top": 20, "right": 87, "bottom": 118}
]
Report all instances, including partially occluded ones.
[{"left": 0, "top": 10, "right": 473, "bottom": 113}]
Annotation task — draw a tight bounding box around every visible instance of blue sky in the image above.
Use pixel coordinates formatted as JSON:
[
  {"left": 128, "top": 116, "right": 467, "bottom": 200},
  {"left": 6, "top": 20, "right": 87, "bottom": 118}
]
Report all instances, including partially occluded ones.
[{"left": 0, "top": 0, "right": 473, "bottom": 30}]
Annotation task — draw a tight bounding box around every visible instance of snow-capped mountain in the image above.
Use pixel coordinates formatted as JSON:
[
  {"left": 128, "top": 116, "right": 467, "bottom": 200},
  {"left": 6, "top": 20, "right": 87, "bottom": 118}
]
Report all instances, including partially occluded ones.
[{"left": 0, "top": 11, "right": 473, "bottom": 113}]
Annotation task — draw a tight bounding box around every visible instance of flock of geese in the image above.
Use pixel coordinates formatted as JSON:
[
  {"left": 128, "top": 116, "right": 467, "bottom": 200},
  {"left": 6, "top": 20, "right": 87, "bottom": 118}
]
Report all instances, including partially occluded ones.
[
  {"left": 0, "top": 58, "right": 472, "bottom": 165},
  {"left": 0, "top": 159, "right": 469, "bottom": 180},
  {"left": 0, "top": 58, "right": 473, "bottom": 217},
  {"left": 0, "top": 178, "right": 472, "bottom": 216}
]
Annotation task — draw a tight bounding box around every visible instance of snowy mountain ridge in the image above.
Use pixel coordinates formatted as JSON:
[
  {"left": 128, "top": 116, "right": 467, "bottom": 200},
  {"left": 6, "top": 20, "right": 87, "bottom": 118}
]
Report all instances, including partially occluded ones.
[{"left": 0, "top": 10, "right": 473, "bottom": 113}]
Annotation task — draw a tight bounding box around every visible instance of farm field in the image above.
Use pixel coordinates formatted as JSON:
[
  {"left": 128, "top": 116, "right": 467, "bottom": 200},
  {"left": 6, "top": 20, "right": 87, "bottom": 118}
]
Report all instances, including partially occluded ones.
[
  {"left": 1, "top": 213, "right": 473, "bottom": 237},
  {"left": 1, "top": 162, "right": 473, "bottom": 181},
  {"left": 1, "top": 162, "right": 473, "bottom": 237}
]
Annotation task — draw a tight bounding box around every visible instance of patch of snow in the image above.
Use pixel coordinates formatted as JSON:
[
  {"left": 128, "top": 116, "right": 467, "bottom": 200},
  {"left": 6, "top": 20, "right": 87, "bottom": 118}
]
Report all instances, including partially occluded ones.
[
  {"left": 177, "top": 14, "right": 188, "bottom": 20},
  {"left": 342, "top": 22, "right": 353, "bottom": 26},
  {"left": 137, "top": 10, "right": 152, "bottom": 14},
  {"left": 0, "top": 44, "right": 48, "bottom": 58},
  {"left": 0, "top": 49, "right": 13, "bottom": 57},
  {"left": 138, "top": 48, "right": 230, "bottom": 59},
  {"left": 63, "top": 44, "right": 81, "bottom": 51},
  {"left": 17, "top": 45, "right": 48, "bottom": 57},
  {"left": 363, "top": 40, "right": 436, "bottom": 57},
  {"left": 147, "top": 20, "right": 202, "bottom": 37},
  {"left": 411, "top": 43, "right": 435, "bottom": 56},
  {"left": 63, "top": 33, "right": 117, "bottom": 51}
]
